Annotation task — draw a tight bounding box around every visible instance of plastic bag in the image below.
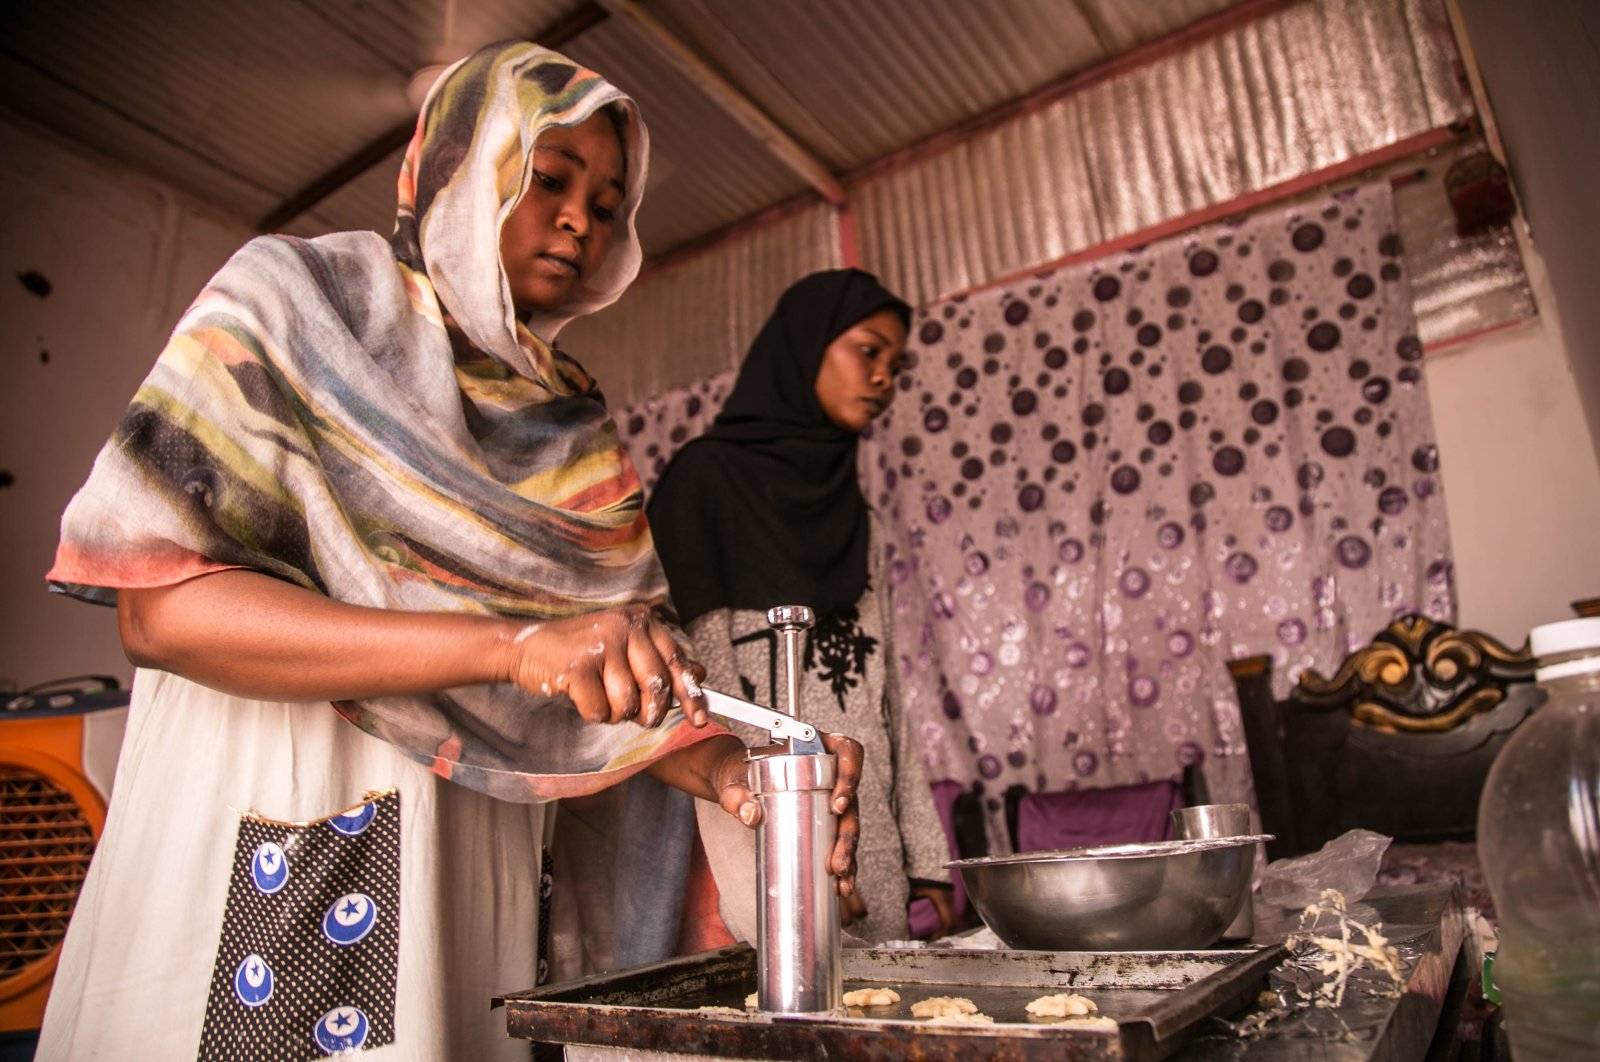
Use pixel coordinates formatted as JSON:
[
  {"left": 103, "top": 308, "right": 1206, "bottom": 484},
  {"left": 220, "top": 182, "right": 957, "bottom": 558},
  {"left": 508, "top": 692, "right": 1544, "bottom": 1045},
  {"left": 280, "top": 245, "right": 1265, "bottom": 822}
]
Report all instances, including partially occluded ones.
[{"left": 1259, "top": 828, "right": 1391, "bottom": 909}]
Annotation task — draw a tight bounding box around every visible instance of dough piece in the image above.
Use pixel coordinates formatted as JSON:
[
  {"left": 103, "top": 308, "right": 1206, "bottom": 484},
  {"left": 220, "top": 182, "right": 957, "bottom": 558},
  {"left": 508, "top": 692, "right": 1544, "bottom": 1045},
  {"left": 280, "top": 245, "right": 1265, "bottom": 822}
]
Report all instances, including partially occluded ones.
[
  {"left": 1058, "top": 1015, "right": 1118, "bottom": 1031},
  {"left": 842, "top": 987, "right": 901, "bottom": 1008},
  {"left": 910, "top": 996, "right": 979, "bottom": 1019},
  {"left": 1024, "top": 992, "right": 1097, "bottom": 1018},
  {"left": 744, "top": 992, "right": 759, "bottom": 1010},
  {"left": 697, "top": 1005, "right": 742, "bottom": 1014},
  {"left": 925, "top": 1012, "right": 995, "bottom": 1026}
]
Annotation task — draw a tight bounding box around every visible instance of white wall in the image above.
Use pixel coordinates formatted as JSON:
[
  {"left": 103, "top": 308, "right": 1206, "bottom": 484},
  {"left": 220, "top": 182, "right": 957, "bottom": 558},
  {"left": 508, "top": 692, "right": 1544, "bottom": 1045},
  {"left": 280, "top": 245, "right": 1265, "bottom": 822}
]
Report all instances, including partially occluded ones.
[
  {"left": 0, "top": 114, "right": 254, "bottom": 692},
  {"left": 1425, "top": 226, "right": 1600, "bottom": 646}
]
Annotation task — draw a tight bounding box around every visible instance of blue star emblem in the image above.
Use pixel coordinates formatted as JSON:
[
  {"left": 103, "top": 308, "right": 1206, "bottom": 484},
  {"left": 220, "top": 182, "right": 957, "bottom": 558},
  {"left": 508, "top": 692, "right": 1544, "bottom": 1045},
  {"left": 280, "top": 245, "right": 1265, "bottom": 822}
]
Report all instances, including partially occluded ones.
[
  {"left": 250, "top": 841, "right": 289, "bottom": 894},
  {"left": 232, "top": 953, "right": 274, "bottom": 1007},
  {"left": 322, "top": 892, "right": 378, "bottom": 945},
  {"left": 329, "top": 801, "right": 377, "bottom": 836},
  {"left": 313, "top": 1006, "right": 369, "bottom": 1053}
]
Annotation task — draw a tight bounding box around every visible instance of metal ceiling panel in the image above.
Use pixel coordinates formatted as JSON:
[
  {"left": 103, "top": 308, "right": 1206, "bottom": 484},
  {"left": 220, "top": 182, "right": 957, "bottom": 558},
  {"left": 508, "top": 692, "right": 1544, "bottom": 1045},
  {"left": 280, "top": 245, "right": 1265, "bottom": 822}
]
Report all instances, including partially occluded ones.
[
  {"left": 1, "top": 0, "right": 413, "bottom": 224},
  {"left": 281, "top": 144, "right": 408, "bottom": 240},
  {"left": 646, "top": 0, "right": 1247, "bottom": 172},
  {"left": 562, "top": 14, "right": 815, "bottom": 254},
  {"left": 0, "top": 0, "right": 591, "bottom": 234},
  {"left": 0, "top": 0, "right": 1266, "bottom": 256}
]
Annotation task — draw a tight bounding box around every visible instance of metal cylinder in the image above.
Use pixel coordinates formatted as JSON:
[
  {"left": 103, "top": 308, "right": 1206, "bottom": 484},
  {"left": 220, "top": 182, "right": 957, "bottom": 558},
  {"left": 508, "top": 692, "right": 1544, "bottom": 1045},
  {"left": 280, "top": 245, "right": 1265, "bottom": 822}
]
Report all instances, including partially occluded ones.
[
  {"left": 748, "top": 748, "right": 840, "bottom": 1014},
  {"left": 1170, "top": 803, "right": 1256, "bottom": 941}
]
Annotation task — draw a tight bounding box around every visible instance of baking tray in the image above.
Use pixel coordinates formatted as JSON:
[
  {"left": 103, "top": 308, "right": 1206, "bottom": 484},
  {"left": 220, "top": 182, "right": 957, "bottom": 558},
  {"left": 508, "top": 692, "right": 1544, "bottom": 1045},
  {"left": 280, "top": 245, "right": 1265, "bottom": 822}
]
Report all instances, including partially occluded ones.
[{"left": 500, "top": 940, "right": 1287, "bottom": 1061}]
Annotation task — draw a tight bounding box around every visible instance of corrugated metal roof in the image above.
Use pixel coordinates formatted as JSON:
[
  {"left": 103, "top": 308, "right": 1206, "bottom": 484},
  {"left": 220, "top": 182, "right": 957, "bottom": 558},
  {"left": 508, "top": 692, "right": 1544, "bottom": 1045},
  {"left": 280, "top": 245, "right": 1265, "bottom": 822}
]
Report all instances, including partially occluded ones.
[{"left": 0, "top": 0, "right": 1266, "bottom": 256}]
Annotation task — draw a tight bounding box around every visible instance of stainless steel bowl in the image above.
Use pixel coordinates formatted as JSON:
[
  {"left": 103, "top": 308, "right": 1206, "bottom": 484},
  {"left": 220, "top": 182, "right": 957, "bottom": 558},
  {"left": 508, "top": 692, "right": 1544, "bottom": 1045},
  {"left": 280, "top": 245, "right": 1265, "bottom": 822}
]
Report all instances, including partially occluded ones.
[{"left": 948, "top": 835, "right": 1271, "bottom": 951}]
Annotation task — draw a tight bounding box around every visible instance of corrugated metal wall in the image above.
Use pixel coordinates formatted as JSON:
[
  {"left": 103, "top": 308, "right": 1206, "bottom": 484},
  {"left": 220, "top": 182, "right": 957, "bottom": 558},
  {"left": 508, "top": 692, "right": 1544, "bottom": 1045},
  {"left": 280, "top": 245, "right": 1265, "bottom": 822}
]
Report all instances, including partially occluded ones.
[
  {"left": 572, "top": 0, "right": 1529, "bottom": 408},
  {"left": 852, "top": 0, "right": 1469, "bottom": 307},
  {"left": 556, "top": 200, "right": 842, "bottom": 401}
]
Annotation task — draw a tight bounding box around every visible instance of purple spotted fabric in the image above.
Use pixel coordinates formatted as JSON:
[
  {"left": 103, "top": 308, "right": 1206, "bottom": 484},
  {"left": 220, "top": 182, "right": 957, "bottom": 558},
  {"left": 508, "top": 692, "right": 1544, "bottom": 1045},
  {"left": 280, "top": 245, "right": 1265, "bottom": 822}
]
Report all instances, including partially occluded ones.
[{"left": 622, "top": 182, "right": 1454, "bottom": 834}]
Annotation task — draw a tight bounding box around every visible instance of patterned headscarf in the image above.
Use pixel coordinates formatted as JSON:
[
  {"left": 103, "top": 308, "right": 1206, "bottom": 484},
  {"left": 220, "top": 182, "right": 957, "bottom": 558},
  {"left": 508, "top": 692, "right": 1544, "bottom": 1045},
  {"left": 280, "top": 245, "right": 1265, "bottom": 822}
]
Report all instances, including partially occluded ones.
[{"left": 49, "top": 41, "right": 717, "bottom": 801}]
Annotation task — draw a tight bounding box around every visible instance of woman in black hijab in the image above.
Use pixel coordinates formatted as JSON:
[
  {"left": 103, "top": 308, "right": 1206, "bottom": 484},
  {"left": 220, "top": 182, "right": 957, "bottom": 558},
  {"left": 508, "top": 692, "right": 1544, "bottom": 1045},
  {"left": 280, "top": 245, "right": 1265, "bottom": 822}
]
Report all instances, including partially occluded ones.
[{"left": 648, "top": 269, "right": 955, "bottom": 944}]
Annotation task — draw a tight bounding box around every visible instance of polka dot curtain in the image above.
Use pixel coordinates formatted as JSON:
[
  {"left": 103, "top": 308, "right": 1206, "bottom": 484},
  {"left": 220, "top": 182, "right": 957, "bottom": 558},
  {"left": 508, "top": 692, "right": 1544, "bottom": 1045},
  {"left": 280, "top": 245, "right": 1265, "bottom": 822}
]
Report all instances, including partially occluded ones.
[{"left": 622, "top": 181, "right": 1454, "bottom": 841}]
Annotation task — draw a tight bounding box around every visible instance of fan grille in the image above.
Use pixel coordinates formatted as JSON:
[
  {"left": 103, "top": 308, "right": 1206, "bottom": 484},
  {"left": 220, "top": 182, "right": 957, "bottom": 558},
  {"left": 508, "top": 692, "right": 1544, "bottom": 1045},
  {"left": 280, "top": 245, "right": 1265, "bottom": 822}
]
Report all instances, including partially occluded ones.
[{"left": 0, "top": 766, "right": 94, "bottom": 981}]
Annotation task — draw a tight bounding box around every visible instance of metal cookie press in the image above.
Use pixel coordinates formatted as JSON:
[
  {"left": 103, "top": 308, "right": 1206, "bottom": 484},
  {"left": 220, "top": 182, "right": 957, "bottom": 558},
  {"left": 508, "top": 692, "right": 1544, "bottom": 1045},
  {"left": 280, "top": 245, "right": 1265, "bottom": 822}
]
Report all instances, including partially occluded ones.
[{"left": 685, "top": 605, "right": 842, "bottom": 1014}]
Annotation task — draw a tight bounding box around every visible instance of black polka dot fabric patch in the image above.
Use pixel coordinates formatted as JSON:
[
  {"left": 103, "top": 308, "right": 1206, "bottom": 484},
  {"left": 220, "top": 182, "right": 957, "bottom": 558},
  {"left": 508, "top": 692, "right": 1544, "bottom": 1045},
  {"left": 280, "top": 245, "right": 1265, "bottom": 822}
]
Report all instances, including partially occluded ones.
[{"left": 197, "top": 790, "right": 400, "bottom": 1061}]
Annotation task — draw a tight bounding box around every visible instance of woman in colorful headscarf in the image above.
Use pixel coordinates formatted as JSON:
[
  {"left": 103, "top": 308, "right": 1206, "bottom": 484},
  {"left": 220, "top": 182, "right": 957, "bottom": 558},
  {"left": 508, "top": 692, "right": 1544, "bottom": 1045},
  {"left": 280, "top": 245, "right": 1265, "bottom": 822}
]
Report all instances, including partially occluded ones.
[
  {"left": 38, "top": 43, "right": 859, "bottom": 1060},
  {"left": 646, "top": 270, "right": 953, "bottom": 947}
]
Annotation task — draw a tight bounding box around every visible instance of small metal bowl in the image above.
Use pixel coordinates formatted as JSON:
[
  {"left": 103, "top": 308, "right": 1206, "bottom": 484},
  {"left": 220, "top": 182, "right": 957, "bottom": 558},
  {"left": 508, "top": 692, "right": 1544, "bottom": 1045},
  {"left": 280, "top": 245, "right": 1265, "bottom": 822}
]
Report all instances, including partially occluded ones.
[{"left": 949, "top": 835, "right": 1271, "bottom": 951}]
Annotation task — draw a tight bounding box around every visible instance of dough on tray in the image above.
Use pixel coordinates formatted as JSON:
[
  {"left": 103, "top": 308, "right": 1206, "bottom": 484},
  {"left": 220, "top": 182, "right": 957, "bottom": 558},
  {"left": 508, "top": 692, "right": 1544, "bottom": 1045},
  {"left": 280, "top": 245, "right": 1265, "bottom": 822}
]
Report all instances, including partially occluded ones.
[
  {"left": 925, "top": 1012, "right": 995, "bottom": 1026},
  {"left": 910, "top": 996, "right": 979, "bottom": 1019},
  {"left": 1058, "top": 1015, "right": 1118, "bottom": 1030},
  {"left": 1024, "top": 992, "right": 1097, "bottom": 1018},
  {"left": 744, "top": 992, "right": 759, "bottom": 1010},
  {"left": 843, "top": 987, "right": 901, "bottom": 1008}
]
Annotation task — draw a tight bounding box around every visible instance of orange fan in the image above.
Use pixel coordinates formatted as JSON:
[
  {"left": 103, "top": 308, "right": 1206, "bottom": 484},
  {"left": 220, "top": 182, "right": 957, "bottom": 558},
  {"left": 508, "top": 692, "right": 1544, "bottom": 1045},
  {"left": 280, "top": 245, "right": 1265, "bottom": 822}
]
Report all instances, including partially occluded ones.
[{"left": 0, "top": 685, "right": 127, "bottom": 1036}]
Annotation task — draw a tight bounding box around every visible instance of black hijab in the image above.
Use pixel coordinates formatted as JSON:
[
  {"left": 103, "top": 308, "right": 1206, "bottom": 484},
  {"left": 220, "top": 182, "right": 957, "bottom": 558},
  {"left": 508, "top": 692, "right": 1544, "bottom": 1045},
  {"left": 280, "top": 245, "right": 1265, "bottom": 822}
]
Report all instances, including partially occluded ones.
[{"left": 646, "top": 269, "right": 911, "bottom": 626}]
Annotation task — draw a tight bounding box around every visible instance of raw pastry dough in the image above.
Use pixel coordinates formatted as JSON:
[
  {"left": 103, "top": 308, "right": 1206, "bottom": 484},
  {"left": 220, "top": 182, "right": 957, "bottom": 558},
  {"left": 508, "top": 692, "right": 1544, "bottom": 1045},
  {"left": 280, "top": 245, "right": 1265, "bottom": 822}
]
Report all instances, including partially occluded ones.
[
  {"left": 843, "top": 987, "right": 900, "bottom": 1008},
  {"left": 1059, "top": 1015, "right": 1118, "bottom": 1030},
  {"left": 697, "top": 1006, "right": 742, "bottom": 1014},
  {"left": 910, "top": 996, "right": 979, "bottom": 1019},
  {"left": 1024, "top": 992, "right": 1097, "bottom": 1018},
  {"left": 744, "top": 992, "right": 759, "bottom": 1010},
  {"left": 925, "top": 1012, "right": 995, "bottom": 1026}
]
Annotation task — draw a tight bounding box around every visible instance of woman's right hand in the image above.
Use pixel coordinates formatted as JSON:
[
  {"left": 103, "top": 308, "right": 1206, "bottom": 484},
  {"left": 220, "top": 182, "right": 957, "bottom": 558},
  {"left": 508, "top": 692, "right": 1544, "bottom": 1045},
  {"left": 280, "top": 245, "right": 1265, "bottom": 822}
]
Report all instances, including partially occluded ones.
[{"left": 501, "top": 604, "right": 709, "bottom": 728}]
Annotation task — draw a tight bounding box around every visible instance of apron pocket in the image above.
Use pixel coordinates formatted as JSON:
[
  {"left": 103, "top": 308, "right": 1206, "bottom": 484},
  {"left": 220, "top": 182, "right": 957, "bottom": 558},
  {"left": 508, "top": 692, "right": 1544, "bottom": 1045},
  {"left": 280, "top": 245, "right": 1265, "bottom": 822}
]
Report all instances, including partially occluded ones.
[{"left": 196, "top": 789, "right": 401, "bottom": 1061}]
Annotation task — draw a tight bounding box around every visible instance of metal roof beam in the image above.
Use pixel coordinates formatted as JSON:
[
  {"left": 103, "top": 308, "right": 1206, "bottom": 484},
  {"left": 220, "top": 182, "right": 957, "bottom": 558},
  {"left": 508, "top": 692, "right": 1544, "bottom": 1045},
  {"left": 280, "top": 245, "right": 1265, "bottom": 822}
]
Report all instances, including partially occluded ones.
[{"left": 594, "top": 0, "right": 845, "bottom": 206}]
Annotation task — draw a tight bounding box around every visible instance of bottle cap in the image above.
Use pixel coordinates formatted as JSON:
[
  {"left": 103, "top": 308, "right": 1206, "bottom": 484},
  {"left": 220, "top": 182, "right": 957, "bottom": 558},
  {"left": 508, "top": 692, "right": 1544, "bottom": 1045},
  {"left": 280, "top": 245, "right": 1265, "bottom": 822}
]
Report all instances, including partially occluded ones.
[{"left": 1530, "top": 616, "right": 1600, "bottom": 681}]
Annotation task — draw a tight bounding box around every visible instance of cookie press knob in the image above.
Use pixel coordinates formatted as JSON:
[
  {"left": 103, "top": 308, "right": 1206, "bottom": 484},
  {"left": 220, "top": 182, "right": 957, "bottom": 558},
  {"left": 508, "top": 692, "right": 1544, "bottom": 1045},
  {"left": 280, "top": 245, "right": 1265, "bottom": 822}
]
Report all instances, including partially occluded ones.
[{"left": 765, "top": 604, "right": 814, "bottom": 719}]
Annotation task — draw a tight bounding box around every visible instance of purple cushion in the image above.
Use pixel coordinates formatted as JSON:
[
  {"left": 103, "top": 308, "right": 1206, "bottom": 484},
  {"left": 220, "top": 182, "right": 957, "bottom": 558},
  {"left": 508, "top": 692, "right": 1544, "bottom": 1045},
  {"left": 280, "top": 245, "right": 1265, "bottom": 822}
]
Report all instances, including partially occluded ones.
[
  {"left": 927, "top": 779, "right": 970, "bottom": 922},
  {"left": 907, "top": 897, "right": 941, "bottom": 939},
  {"left": 1015, "top": 780, "right": 1182, "bottom": 853}
]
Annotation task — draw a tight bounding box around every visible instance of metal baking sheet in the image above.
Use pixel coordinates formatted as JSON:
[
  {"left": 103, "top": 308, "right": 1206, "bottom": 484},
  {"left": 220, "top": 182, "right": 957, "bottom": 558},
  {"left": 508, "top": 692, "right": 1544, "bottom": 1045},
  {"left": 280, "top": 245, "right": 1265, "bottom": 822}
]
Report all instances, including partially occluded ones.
[{"left": 500, "top": 941, "right": 1287, "bottom": 1061}]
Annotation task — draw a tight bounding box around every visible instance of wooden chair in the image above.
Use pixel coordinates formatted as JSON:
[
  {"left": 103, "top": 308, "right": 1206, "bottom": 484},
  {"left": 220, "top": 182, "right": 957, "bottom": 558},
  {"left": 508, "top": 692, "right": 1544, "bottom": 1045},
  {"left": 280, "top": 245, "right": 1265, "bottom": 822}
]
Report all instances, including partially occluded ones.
[{"left": 1227, "top": 615, "right": 1541, "bottom": 862}]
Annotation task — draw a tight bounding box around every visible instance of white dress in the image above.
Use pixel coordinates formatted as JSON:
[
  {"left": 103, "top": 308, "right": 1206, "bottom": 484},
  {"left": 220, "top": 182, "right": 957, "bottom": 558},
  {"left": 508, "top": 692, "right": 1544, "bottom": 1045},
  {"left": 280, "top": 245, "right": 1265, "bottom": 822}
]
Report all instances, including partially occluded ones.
[{"left": 37, "top": 668, "right": 547, "bottom": 1061}]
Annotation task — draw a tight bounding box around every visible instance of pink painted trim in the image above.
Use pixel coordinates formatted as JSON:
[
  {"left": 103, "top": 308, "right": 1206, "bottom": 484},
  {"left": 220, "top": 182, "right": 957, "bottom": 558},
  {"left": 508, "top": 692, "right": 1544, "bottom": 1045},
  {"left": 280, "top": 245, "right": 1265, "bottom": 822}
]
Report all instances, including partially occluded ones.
[
  {"left": 1422, "top": 316, "right": 1532, "bottom": 354},
  {"left": 837, "top": 203, "right": 860, "bottom": 268}
]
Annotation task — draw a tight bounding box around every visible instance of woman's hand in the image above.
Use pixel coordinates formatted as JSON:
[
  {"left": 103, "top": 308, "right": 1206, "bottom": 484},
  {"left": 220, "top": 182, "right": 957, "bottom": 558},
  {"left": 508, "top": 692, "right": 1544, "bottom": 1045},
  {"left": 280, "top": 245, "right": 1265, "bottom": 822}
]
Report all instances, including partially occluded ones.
[
  {"left": 646, "top": 731, "right": 865, "bottom": 896},
  {"left": 840, "top": 889, "right": 869, "bottom": 927},
  {"left": 500, "top": 605, "right": 709, "bottom": 727},
  {"left": 821, "top": 733, "right": 864, "bottom": 896}
]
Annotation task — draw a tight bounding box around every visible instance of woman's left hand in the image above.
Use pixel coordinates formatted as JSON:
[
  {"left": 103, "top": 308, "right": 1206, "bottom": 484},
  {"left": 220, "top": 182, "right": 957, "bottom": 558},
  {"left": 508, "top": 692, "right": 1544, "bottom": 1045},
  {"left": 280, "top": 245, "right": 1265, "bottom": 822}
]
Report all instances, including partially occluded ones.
[{"left": 648, "top": 731, "right": 864, "bottom": 895}]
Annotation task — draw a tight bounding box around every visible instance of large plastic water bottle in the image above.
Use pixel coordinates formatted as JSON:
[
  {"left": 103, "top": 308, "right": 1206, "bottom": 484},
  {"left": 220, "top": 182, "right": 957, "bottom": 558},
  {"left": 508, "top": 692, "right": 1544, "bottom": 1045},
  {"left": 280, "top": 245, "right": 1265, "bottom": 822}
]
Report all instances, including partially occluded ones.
[{"left": 1477, "top": 617, "right": 1600, "bottom": 1059}]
